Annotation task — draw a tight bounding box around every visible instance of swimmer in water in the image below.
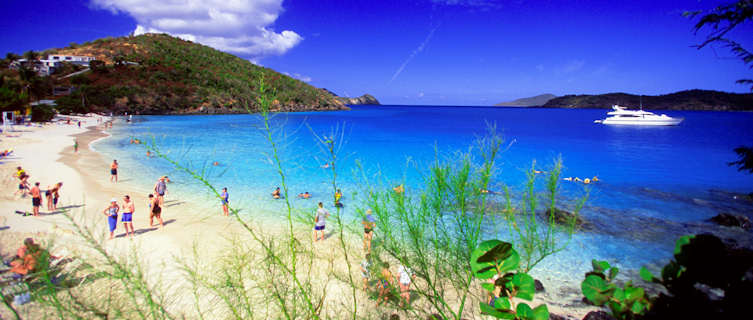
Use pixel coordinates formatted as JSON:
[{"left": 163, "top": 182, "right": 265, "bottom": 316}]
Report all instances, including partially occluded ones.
[
  {"left": 298, "top": 192, "right": 311, "bottom": 199},
  {"left": 320, "top": 163, "right": 330, "bottom": 169},
  {"left": 592, "top": 176, "right": 599, "bottom": 182},
  {"left": 272, "top": 187, "right": 281, "bottom": 199},
  {"left": 563, "top": 177, "right": 573, "bottom": 182},
  {"left": 583, "top": 178, "right": 591, "bottom": 184},
  {"left": 574, "top": 177, "right": 583, "bottom": 182},
  {"left": 393, "top": 184, "right": 405, "bottom": 193},
  {"left": 212, "top": 161, "right": 219, "bottom": 166}
]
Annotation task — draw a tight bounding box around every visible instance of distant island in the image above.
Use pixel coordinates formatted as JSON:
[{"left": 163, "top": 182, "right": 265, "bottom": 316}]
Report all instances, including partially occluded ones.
[
  {"left": 1, "top": 33, "right": 353, "bottom": 115},
  {"left": 495, "top": 93, "right": 556, "bottom": 107},
  {"left": 322, "top": 89, "right": 380, "bottom": 105},
  {"left": 542, "top": 90, "right": 753, "bottom": 111}
]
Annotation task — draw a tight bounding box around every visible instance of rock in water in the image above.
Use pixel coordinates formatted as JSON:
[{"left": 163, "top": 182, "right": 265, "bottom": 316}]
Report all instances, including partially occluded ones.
[
  {"left": 709, "top": 213, "right": 752, "bottom": 230},
  {"left": 544, "top": 208, "right": 592, "bottom": 230},
  {"left": 582, "top": 311, "right": 616, "bottom": 320},
  {"left": 534, "top": 279, "right": 545, "bottom": 292}
]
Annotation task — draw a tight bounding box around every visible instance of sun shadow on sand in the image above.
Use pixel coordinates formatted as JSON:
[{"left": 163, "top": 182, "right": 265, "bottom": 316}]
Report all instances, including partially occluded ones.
[
  {"left": 0, "top": 226, "right": 9, "bottom": 231},
  {"left": 39, "top": 204, "right": 85, "bottom": 216},
  {"left": 114, "top": 219, "right": 177, "bottom": 238},
  {"left": 164, "top": 200, "right": 185, "bottom": 207}
]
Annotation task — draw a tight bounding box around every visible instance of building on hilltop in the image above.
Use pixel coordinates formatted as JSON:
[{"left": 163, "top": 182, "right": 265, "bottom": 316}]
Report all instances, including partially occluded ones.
[
  {"left": 8, "top": 54, "right": 95, "bottom": 76},
  {"left": 48, "top": 55, "right": 95, "bottom": 66}
]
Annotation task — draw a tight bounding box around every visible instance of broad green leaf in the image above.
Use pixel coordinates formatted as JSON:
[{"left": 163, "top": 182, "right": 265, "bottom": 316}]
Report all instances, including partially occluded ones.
[
  {"left": 478, "top": 241, "right": 513, "bottom": 263},
  {"left": 531, "top": 304, "right": 549, "bottom": 320},
  {"left": 581, "top": 274, "right": 610, "bottom": 305},
  {"left": 624, "top": 286, "right": 644, "bottom": 301},
  {"left": 516, "top": 303, "right": 533, "bottom": 319},
  {"left": 639, "top": 266, "right": 654, "bottom": 282},
  {"left": 592, "top": 260, "right": 610, "bottom": 273},
  {"left": 471, "top": 240, "right": 506, "bottom": 279},
  {"left": 613, "top": 287, "right": 625, "bottom": 301},
  {"left": 494, "top": 296, "right": 512, "bottom": 311},
  {"left": 608, "top": 267, "right": 619, "bottom": 281},
  {"left": 481, "top": 282, "right": 495, "bottom": 292},
  {"left": 631, "top": 300, "right": 646, "bottom": 315},
  {"left": 479, "top": 302, "right": 514, "bottom": 319},
  {"left": 674, "top": 235, "right": 694, "bottom": 256},
  {"left": 498, "top": 250, "right": 520, "bottom": 273},
  {"left": 512, "top": 273, "right": 536, "bottom": 301}
]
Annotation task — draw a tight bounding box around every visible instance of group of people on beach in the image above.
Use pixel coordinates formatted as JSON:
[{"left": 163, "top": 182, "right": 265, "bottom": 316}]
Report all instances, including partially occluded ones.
[
  {"left": 14, "top": 166, "right": 63, "bottom": 217},
  {"left": 102, "top": 175, "right": 167, "bottom": 239}
]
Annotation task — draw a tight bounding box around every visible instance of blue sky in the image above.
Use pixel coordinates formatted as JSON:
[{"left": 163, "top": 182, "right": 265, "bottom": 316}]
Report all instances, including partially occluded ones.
[{"left": 1, "top": 0, "right": 751, "bottom": 105}]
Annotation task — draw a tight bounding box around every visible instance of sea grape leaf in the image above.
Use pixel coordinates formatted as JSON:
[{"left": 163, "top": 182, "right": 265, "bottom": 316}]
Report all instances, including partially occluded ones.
[
  {"left": 624, "top": 285, "right": 644, "bottom": 302},
  {"left": 516, "top": 302, "right": 533, "bottom": 319},
  {"left": 497, "top": 273, "right": 515, "bottom": 291},
  {"left": 477, "top": 241, "right": 513, "bottom": 263},
  {"left": 479, "top": 302, "right": 514, "bottom": 319},
  {"left": 481, "top": 282, "right": 495, "bottom": 293},
  {"left": 639, "top": 266, "right": 655, "bottom": 282},
  {"left": 471, "top": 240, "right": 508, "bottom": 279},
  {"left": 631, "top": 300, "right": 646, "bottom": 315},
  {"left": 498, "top": 250, "right": 520, "bottom": 274},
  {"left": 512, "top": 273, "right": 536, "bottom": 301},
  {"left": 674, "top": 235, "right": 694, "bottom": 256},
  {"left": 494, "top": 296, "right": 512, "bottom": 311},
  {"left": 581, "top": 275, "right": 611, "bottom": 305},
  {"left": 613, "top": 287, "right": 625, "bottom": 301},
  {"left": 531, "top": 304, "right": 549, "bottom": 320},
  {"left": 592, "top": 260, "right": 610, "bottom": 273},
  {"left": 608, "top": 267, "right": 619, "bottom": 281}
]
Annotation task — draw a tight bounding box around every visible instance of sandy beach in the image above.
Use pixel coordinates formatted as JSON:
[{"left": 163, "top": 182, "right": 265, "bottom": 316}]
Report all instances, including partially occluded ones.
[{"left": 0, "top": 117, "right": 595, "bottom": 319}]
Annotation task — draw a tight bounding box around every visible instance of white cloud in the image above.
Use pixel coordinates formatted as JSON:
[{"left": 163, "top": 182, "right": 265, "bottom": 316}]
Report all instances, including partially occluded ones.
[
  {"left": 91, "top": 0, "right": 302, "bottom": 60},
  {"left": 282, "top": 71, "right": 312, "bottom": 82}
]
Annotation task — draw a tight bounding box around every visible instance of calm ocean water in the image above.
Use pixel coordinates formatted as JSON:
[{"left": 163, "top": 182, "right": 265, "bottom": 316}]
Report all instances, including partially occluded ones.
[{"left": 93, "top": 105, "right": 753, "bottom": 280}]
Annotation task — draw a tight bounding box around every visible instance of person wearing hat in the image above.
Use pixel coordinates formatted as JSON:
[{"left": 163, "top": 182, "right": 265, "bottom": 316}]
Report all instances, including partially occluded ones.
[
  {"left": 154, "top": 176, "right": 168, "bottom": 207},
  {"left": 103, "top": 198, "right": 120, "bottom": 239}
]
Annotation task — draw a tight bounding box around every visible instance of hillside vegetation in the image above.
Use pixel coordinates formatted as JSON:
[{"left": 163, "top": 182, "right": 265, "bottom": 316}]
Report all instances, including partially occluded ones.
[
  {"left": 543, "top": 90, "right": 753, "bottom": 111},
  {"left": 495, "top": 93, "right": 556, "bottom": 107},
  {"left": 45, "top": 34, "right": 346, "bottom": 114}
]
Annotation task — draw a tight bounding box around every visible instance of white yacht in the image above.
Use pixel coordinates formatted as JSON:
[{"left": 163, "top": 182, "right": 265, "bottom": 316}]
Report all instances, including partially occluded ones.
[{"left": 594, "top": 105, "right": 683, "bottom": 126}]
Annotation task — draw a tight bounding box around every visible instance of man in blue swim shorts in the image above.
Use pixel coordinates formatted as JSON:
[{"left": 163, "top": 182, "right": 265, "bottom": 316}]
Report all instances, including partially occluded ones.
[{"left": 121, "top": 195, "right": 135, "bottom": 238}]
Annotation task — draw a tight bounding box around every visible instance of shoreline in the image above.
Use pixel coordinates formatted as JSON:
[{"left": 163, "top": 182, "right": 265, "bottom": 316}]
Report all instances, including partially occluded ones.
[{"left": 0, "top": 117, "right": 602, "bottom": 319}]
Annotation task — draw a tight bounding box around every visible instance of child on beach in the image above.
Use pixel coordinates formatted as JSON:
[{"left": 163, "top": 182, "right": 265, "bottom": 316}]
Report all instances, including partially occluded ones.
[
  {"left": 397, "top": 265, "right": 416, "bottom": 307},
  {"left": 103, "top": 198, "right": 119, "bottom": 239},
  {"left": 363, "top": 209, "right": 376, "bottom": 253},
  {"left": 110, "top": 160, "right": 118, "bottom": 183},
  {"left": 221, "top": 188, "right": 229, "bottom": 216},
  {"left": 51, "top": 182, "right": 62, "bottom": 210},
  {"left": 377, "top": 262, "right": 393, "bottom": 306},
  {"left": 360, "top": 254, "right": 372, "bottom": 291},
  {"left": 313, "top": 202, "right": 330, "bottom": 242},
  {"left": 121, "top": 195, "right": 135, "bottom": 238}
]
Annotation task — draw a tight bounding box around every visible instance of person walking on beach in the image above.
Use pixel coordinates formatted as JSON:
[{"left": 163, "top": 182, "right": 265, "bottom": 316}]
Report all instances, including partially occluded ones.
[
  {"left": 148, "top": 194, "right": 164, "bottom": 228},
  {"left": 103, "top": 199, "right": 119, "bottom": 239},
  {"left": 377, "top": 262, "right": 393, "bottom": 306},
  {"left": 121, "top": 195, "right": 135, "bottom": 238},
  {"left": 45, "top": 184, "right": 54, "bottom": 211},
  {"left": 30, "top": 182, "right": 42, "bottom": 216},
  {"left": 363, "top": 209, "right": 376, "bottom": 253},
  {"left": 360, "top": 254, "right": 372, "bottom": 291},
  {"left": 73, "top": 139, "right": 78, "bottom": 153},
  {"left": 110, "top": 160, "right": 118, "bottom": 183},
  {"left": 221, "top": 188, "right": 229, "bottom": 216},
  {"left": 397, "top": 265, "right": 416, "bottom": 307},
  {"left": 15, "top": 176, "right": 29, "bottom": 197},
  {"left": 154, "top": 176, "right": 167, "bottom": 207},
  {"left": 50, "top": 182, "right": 62, "bottom": 210},
  {"left": 313, "top": 202, "right": 330, "bottom": 242}
]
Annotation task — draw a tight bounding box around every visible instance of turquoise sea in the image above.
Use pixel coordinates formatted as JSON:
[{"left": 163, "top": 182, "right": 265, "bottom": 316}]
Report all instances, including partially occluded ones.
[{"left": 93, "top": 105, "right": 753, "bottom": 283}]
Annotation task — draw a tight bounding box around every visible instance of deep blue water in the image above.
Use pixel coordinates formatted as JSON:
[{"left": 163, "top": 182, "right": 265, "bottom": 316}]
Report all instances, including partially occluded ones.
[{"left": 94, "top": 105, "right": 753, "bottom": 279}]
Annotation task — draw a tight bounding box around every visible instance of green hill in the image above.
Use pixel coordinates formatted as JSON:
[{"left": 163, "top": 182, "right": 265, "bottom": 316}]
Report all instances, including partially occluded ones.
[
  {"left": 44, "top": 34, "right": 345, "bottom": 114},
  {"left": 495, "top": 93, "right": 556, "bottom": 107},
  {"left": 543, "top": 90, "right": 753, "bottom": 111}
]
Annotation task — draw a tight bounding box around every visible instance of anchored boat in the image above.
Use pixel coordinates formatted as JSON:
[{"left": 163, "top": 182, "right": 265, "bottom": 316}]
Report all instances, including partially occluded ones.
[{"left": 594, "top": 105, "right": 683, "bottom": 126}]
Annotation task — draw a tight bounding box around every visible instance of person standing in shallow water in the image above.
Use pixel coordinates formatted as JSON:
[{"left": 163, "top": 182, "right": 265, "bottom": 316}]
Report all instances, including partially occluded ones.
[
  {"left": 313, "top": 202, "right": 330, "bottom": 242},
  {"left": 220, "top": 187, "right": 229, "bottom": 216},
  {"left": 110, "top": 160, "right": 118, "bottom": 183}
]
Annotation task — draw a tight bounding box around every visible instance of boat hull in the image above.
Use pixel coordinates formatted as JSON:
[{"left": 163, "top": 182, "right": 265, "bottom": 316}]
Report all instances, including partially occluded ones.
[{"left": 600, "top": 118, "right": 684, "bottom": 126}]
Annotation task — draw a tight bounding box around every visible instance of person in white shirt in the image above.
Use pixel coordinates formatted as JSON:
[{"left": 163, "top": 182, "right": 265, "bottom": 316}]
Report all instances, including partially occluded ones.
[
  {"left": 313, "top": 202, "right": 330, "bottom": 242},
  {"left": 398, "top": 264, "right": 416, "bottom": 307}
]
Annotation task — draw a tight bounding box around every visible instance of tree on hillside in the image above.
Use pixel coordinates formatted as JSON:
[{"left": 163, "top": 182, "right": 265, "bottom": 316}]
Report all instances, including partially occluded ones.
[
  {"left": 5, "top": 52, "right": 20, "bottom": 61},
  {"left": 22, "top": 50, "right": 39, "bottom": 67},
  {"left": 687, "top": 0, "right": 753, "bottom": 90}
]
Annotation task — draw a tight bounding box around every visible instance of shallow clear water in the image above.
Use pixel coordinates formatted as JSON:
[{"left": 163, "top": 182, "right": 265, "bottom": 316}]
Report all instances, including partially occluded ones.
[{"left": 93, "top": 106, "right": 753, "bottom": 274}]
